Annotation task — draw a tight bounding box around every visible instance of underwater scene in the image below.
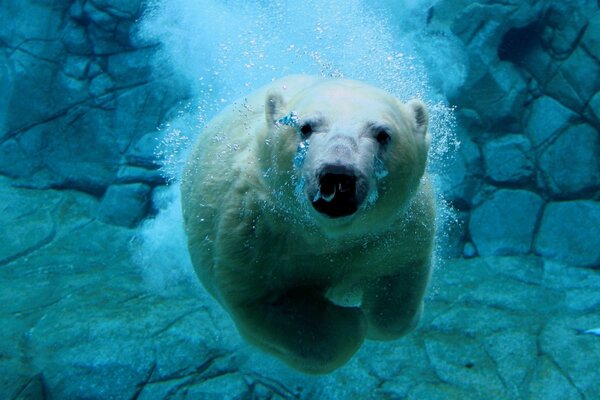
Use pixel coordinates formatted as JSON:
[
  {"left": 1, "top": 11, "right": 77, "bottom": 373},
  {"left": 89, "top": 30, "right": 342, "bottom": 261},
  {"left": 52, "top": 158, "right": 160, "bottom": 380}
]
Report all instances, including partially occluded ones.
[{"left": 1, "top": 0, "right": 599, "bottom": 398}]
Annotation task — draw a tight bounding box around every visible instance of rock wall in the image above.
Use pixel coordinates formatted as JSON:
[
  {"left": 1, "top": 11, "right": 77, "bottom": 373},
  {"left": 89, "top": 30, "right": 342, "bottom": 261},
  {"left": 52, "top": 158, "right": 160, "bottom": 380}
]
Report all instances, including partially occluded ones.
[
  {"left": 429, "top": 0, "right": 600, "bottom": 268},
  {"left": 0, "top": 0, "right": 598, "bottom": 267},
  {"left": 0, "top": 0, "right": 190, "bottom": 227}
]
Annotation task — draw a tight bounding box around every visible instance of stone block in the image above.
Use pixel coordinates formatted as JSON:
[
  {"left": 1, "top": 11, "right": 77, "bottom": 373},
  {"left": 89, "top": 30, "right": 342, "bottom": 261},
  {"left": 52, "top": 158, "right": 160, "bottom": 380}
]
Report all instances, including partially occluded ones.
[
  {"left": 0, "top": 180, "right": 58, "bottom": 265},
  {"left": 61, "top": 19, "right": 92, "bottom": 55},
  {"left": 441, "top": 134, "right": 482, "bottom": 209},
  {"left": 97, "top": 183, "right": 151, "bottom": 227},
  {"left": 528, "top": 357, "right": 581, "bottom": 400},
  {"left": 126, "top": 132, "right": 161, "bottom": 168},
  {"left": 544, "top": 70, "right": 586, "bottom": 113},
  {"left": 525, "top": 96, "right": 576, "bottom": 147},
  {"left": 584, "top": 91, "right": 600, "bottom": 123},
  {"left": 538, "top": 314, "right": 600, "bottom": 397},
  {"left": 520, "top": 40, "right": 558, "bottom": 86},
  {"left": 469, "top": 189, "right": 544, "bottom": 256},
  {"left": 107, "top": 48, "right": 154, "bottom": 85},
  {"left": 581, "top": 11, "right": 600, "bottom": 62},
  {"left": 0, "top": 139, "right": 38, "bottom": 179},
  {"left": 115, "top": 166, "right": 166, "bottom": 186},
  {"left": 538, "top": 123, "right": 600, "bottom": 197},
  {"left": 459, "top": 63, "right": 527, "bottom": 130},
  {"left": 559, "top": 46, "right": 600, "bottom": 106},
  {"left": 545, "top": 47, "right": 600, "bottom": 112},
  {"left": 535, "top": 201, "right": 600, "bottom": 268},
  {"left": 540, "top": 3, "right": 592, "bottom": 59},
  {"left": 89, "top": 0, "right": 142, "bottom": 19},
  {"left": 483, "top": 134, "right": 533, "bottom": 184}
]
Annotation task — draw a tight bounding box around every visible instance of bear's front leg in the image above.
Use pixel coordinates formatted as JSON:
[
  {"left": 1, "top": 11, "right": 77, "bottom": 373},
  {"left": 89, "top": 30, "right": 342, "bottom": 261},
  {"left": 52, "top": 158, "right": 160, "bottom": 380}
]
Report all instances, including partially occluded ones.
[
  {"left": 230, "top": 286, "right": 367, "bottom": 374},
  {"left": 361, "top": 261, "right": 431, "bottom": 341}
]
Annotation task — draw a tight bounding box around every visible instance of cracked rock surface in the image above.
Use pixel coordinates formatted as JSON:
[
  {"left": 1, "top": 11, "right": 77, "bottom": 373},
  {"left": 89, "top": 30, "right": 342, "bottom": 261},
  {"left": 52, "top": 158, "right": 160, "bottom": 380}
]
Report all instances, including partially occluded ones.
[
  {"left": 2, "top": 179, "right": 599, "bottom": 399},
  {"left": 0, "top": 0, "right": 188, "bottom": 203}
]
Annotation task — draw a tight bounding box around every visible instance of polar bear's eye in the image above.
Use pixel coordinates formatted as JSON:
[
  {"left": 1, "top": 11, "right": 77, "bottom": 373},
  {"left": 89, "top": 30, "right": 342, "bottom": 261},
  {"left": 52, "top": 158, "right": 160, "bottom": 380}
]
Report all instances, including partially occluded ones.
[
  {"left": 375, "top": 129, "right": 391, "bottom": 146},
  {"left": 299, "top": 123, "right": 313, "bottom": 138}
]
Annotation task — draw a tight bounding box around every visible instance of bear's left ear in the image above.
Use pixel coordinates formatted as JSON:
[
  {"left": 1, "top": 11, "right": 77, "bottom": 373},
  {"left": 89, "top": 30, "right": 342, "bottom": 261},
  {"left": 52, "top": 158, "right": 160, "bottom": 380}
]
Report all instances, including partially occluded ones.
[
  {"left": 265, "top": 90, "right": 286, "bottom": 125},
  {"left": 407, "top": 99, "right": 428, "bottom": 137}
]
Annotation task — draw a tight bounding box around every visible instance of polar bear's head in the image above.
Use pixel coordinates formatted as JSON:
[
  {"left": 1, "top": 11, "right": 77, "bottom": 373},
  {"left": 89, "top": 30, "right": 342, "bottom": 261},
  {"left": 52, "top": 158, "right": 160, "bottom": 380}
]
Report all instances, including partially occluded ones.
[{"left": 263, "top": 78, "right": 430, "bottom": 231}]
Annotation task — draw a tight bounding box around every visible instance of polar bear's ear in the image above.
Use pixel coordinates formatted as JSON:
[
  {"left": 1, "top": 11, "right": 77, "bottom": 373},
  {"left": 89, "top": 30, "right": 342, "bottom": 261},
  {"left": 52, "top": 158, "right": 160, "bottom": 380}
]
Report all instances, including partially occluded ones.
[
  {"left": 407, "top": 99, "right": 428, "bottom": 137},
  {"left": 265, "top": 91, "right": 286, "bottom": 125}
]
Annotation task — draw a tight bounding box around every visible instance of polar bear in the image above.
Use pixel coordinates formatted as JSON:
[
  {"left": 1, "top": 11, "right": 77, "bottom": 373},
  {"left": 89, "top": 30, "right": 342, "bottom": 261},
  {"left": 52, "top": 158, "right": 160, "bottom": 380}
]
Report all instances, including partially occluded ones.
[{"left": 181, "top": 75, "right": 435, "bottom": 374}]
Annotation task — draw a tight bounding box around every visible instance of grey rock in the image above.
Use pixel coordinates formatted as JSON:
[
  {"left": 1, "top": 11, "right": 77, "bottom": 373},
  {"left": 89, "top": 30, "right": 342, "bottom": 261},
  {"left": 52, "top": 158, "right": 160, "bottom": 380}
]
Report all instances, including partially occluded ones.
[
  {"left": 430, "top": 303, "right": 529, "bottom": 337},
  {"left": 113, "top": 82, "right": 190, "bottom": 153},
  {"left": 527, "top": 357, "right": 581, "bottom": 400},
  {"left": 0, "top": 1, "right": 187, "bottom": 196},
  {"left": 526, "top": 96, "right": 576, "bottom": 147},
  {"left": 0, "top": 0, "right": 187, "bottom": 200},
  {"left": 437, "top": 209, "right": 468, "bottom": 258},
  {"left": 483, "top": 331, "right": 537, "bottom": 399},
  {"left": 539, "top": 314, "right": 600, "bottom": 398},
  {"left": 564, "top": 288, "right": 600, "bottom": 312},
  {"left": 521, "top": 36, "right": 558, "bottom": 86},
  {"left": 426, "top": 257, "right": 506, "bottom": 304},
  {"left": 448, "top": 1, "right": 540, "bottom": 68},
  {"left": 463, "top": 241, "right": 477, "bottom": 258},
  {"left": 540, "top": 3, "right": 593, "bottom": 59},
  {"left": 470, "top": 189, "right": 544, "bottom": 256},
  {"left": 483, "top": 134, "right": 534, "bottom": 184},
  {"left": 48, "top": 159, "right": 117, "bottom": 196},
  {"left": 9, "top": 374, "right": 46, "bottom": 400},
  {"left": 458, "top": 63, "right": 528, "bottom": 130},
  {"left": 559, "top": 45, "right": 600, "bottom": 105},
  {"left": 545, "top": 46, "right": 600, "bottom": 112},
  {"left": 424, "top": 333, "right": 505, "bottom": 397},
  {"left": 61, "top": 55, "right": 91, "bottom": 80},
  {"left": 463, "top": 277, "right": 561, "bottom": 314},
  {"left": 61, "top": 18, "right": 93, "bottom": 55},
  {"left": 107, "top": 48, "right": 154, "bottom": 86},
  {"left": 116, "top": 166, "right": 166, "bottom": 186},
  {"left": 584, "top": 91, "right": 600, "bottom": 123},
  {"left": 90, "top": 0, "right": 142, "bottom": 19},
  {"left": 139, "top": 373, "right": 249, "bottom": 400},
  {"left": 537, "top": 124, "right": 600, "bottom": 198},
  {"left": 357, "top": 338, "right": 429, "bottom": 383},
  {"left": 442, "top": 134, "right": 482, "bottom": 209},
  {"left": 0, "top": 139, "right": 39, "bottom": 179},
  {"left": 491, "top": 255, "right": 544, "bottom": 286},
  {"left": 0, "top": 178, "right": 57, "bottom": 266},
  {"left": 407, "top": 383, "right": 474, "bottom": 400},
  {"left": 542, "top": 259, "right": 600, "bottom": 290},
  {"left": 89, "top": 73, "right": 114, "bottom": 97},
  {"left": 126, "top": 133, "right": 162, "bottom": 168},
  {"left": 581, "top": 11, "right": 600, "bottom": 62},
  {"left": 83, "top": 0, "right": 117, "bottom": 26},
  {"left": 97, "top": 183, "right": 151, "bottom": 227},
  {"left": 535, "top": 201, "right": 600, "bottom": 268},
  {"left": 543, "top": 69, "right": 586, "bottom": 113}
]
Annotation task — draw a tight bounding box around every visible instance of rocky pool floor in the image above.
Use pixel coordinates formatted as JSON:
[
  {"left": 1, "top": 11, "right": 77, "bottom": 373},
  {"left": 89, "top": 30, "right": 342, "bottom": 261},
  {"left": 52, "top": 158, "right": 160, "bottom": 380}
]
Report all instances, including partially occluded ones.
[{"left": 1, "top": 179, "right": 599, "bottom": 400}]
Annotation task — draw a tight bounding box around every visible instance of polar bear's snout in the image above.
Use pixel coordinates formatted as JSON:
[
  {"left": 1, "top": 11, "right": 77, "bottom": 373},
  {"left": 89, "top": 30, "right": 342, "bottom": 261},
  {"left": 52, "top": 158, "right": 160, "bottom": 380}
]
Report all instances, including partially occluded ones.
[{"left": 310, "top": 164, "right": 369, "bottom": 218}]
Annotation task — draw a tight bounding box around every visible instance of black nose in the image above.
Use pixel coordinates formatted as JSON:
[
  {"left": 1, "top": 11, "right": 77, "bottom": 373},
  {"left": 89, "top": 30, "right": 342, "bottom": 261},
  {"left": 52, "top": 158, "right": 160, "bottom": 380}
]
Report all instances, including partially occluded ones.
[
  {"left": 319, "top": 173, "right": 356, "bottom": 200},
  {"left": 312, "top": 171, "right": 359, "bottom": 218}
]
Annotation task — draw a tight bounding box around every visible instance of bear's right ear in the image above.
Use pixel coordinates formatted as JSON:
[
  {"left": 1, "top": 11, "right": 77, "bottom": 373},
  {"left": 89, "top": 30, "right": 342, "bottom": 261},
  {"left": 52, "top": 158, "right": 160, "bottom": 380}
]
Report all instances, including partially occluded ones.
[
  {"left": 265, "top": 91, "right": 286, "bottom": 126},
  {"left": 407, "top": 99, "right": 429, "bottom": 137}
]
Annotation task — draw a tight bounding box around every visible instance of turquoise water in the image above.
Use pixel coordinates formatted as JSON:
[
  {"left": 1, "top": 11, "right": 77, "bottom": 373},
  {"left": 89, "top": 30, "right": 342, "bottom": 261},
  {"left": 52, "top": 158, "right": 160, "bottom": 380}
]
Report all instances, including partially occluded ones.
[{"left": 1, "top": 0, "right": 599, "bottom": 399}]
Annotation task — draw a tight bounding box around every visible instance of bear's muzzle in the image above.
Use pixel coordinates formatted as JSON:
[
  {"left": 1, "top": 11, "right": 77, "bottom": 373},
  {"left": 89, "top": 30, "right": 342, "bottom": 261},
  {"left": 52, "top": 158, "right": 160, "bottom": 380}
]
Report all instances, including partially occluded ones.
[{"left": 310, "top": 164, "right": 368, "bottom": 218}]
